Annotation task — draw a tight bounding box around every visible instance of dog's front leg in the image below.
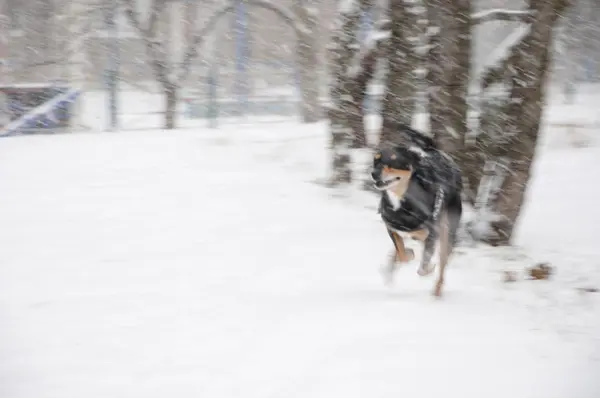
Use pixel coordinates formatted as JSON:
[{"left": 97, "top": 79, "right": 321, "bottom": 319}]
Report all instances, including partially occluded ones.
[
  {"left": 382, "top": 228, "right": 414, "bottom": 284},
  {"left": 417, "top": 230, "right": 437, "bottom": 276},
  {"left": 388, "top": 229, "right": 415, "bottom": 263}
]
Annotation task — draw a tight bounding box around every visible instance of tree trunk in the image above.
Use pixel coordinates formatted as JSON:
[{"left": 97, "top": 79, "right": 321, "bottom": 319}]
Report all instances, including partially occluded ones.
[
  {"left": 482, "top": 0, "right": 570, "bottom": 245},
  {"left": 294, "top": 1, "right": 322, "bottom": 123},
  {"left": 426, "top": 0, "right": 471, "bottom": 157},
  {"left": 426, "top": 0, "right": 447, "bottom": 136},
  {"left": 328, "top": 107, "right": 353, "bottom": 184},
  {"left": 444, "top": 0, "right": 471, "bottom": 156},
  {"left": 326, "top": 0, "right": 371, "bottom": 186},
  {"left": 164, "top": 84, "right": 178, "bottom": 130},
  {"left": 379, "top": 0, "right": 419, "bottom": 145}
]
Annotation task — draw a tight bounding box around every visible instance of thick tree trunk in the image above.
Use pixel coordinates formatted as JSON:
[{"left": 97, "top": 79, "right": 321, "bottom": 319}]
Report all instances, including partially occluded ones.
[
  {"left": 426, "top": 0, "right": 471, "bottom": 156},
  {"left": 482, "top": 0, "right": 570, "bottom": 245},
  {"left": 446, "top": 0, "right": 477, "bottom": 203},
  {"left": 426, "top": 0, "right": 447, "bottom": 136},
  {"left": 164, "top": 84, "right": 178, "bottom": 130},
  {"left": 294, "top": 1, "right": 322, "bottom": 123},
  {"left": 379, "top": 0, "right": 418, "bottom": 145},
  {"left": 327, "top": 0, "right": 371, "bottom": 186},
  {"left": 424, "top": 0, "right": 569, "bottom": 245},
  {"left": 444, "top": 0, "right": 471, "bottom": 156}
]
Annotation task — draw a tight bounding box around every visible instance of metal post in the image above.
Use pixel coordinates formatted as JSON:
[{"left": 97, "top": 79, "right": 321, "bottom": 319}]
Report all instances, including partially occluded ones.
[
  {"left": 106, "top": 0, "right": 119, "bottom": 131},
  {"left": 234, "top": 0, "right": 249, "bottom": 116}
]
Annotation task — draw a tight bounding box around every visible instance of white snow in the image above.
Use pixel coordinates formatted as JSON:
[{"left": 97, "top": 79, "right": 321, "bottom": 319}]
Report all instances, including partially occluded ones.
[
  {"left": 0, "top": 116, "right": 599, "bottom": 397},
  {"left": 471, "top": 8, "right": 532, "bottom": 23}
]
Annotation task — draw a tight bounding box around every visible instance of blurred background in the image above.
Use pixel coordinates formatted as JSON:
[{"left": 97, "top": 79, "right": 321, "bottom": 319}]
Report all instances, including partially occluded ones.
[
  {"left": 1, "top": 1, "right": 599, "bottom": 398},
  {"left": 0, "top": 0, "right": 598, "bottom": 132}
]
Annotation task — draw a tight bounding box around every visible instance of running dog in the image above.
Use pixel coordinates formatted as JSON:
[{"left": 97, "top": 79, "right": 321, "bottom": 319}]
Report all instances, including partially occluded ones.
[{"left": 371, "top": 127, "right": 462, "bottom": 297}]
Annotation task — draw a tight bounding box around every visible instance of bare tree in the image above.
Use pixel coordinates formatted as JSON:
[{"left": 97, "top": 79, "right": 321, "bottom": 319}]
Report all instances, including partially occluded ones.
[
  {"left": 122, "top": 0, "right": 183, "bottom": 129},
  {"left": 326, "top": 0, "right": 568, "bottom": 246},
  {"left": 327, "top": 0, "right": 384, "bottom": 186},
  {"left": 425, "top": 0, "right": 570, "bottom": 244},
  {"left": 123, "top": 0, "right": 304, "bottom": 129},
  {"left": 477, "top": 0, "right": 571, "bottom": 244}
]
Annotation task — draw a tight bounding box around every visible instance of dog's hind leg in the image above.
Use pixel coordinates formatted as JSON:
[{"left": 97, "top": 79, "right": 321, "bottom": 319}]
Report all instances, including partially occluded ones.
[{"left": 433, "top": 212, "right": 450, "bottom": 297}]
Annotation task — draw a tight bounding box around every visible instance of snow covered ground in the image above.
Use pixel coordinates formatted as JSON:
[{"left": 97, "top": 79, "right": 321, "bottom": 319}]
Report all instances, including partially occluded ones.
[{"left": 0, "top": 122, "right": 599, "bottom": 398}]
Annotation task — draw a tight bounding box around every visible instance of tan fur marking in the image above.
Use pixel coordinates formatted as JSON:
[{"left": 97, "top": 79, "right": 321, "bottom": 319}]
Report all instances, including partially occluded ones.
[
  {"left": 390, "top": 180, "right": 410, "bottom": 200},
  {"left": 382, "top": 168, "right": 412, "bottom": 200},
  {"left": 382, "top": 167, "right": 411, "bottom": 177},
  {"left": 433, "top": 212, "right": 450, "bottom": 297},
  {"left": 391, "top": 231, "right": 415, "bottom": 262},
  {"left": 374, "top": 153, "right": 381, "bottom": 160}
]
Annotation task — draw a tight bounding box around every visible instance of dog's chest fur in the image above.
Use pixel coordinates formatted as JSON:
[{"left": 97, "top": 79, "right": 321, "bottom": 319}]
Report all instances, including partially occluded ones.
[
  {"left": 384, "top": 179, "right": 410, "bottom": 211},
  {"left": 379, "top": 174, "right": 435, "bottom": 233},
  {"left": 385, "top": 190, "right": 430, "bottom": 241}
]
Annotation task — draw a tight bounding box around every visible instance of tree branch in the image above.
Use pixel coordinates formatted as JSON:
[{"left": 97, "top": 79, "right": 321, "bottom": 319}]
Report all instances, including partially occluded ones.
[
  {"left": 177, "top": 0, "right": 304, "bottom": 84},
  {"left": 176, "top": 5, "right": 235, "bottom": 84},
  {"left": 375, "top": 7, "right": 532, "bottom": 44},
  {"left": 471, "top": 9, "right": 535, "bottom": 25},
  {"left": 122, "top": 0, "right": 171, "bottom": 87}
]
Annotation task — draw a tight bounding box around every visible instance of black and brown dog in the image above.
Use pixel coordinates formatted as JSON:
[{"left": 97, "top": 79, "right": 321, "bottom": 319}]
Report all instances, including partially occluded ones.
[{"left": 371, "top": 126, "right": 462, "bottom": 297}]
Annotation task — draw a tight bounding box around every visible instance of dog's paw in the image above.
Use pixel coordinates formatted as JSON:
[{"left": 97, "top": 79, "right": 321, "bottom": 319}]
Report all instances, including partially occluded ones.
[
  {"left": 417, "top": 263, "right": 435, "bottom": 277},
  {"left": 380, "top": 264, "right": 395, "bottom": 286},
  {"left": 404, "top": 248, "right": 415, "bottom": 262}
]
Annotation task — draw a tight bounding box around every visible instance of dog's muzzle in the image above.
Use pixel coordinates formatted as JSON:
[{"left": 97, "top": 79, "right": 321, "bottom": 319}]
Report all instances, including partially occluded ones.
[
  {"left": 371, "top": 169, "right": 403, "bottom": 191},
  {"left": 373, "top": 177, "right": 402, "bottom": 191}
]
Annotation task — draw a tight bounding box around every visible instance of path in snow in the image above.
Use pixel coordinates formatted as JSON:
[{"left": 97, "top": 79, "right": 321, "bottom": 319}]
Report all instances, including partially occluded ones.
[{"left": 0, "top": 129, "right": 599, "bottom": 398}]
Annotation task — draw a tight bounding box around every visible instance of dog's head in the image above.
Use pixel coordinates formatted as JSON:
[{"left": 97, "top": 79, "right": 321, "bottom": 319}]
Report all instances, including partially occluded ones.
[{"left": 370, "top": 146, "right": 420, "bottom": 192}]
